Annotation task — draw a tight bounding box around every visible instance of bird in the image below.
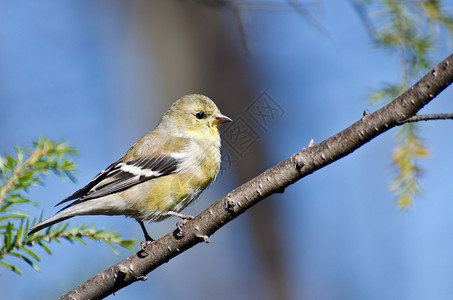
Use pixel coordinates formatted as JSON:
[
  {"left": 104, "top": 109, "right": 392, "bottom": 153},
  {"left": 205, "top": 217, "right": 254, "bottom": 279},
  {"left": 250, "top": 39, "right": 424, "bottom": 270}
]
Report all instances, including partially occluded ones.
[{"left": 28, "top": 94, "right": 232, "bottom": 242}]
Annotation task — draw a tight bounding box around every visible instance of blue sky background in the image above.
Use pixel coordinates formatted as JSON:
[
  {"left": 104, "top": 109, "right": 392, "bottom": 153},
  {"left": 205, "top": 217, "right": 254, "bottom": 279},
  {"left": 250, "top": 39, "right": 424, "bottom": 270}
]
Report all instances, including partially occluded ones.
[{"left": 1, "top": 1, "right": 453, "bottom": 299}]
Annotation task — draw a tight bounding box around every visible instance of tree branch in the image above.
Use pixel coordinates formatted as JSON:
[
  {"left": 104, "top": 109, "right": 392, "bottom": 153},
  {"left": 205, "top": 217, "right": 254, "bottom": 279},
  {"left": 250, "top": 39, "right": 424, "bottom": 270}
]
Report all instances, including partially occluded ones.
[
  {"left": 399, "top": 113, "right": 453, "bottom": 124},
  {"left": 60, "top": 53, "right": 453, "bottom": 300}
]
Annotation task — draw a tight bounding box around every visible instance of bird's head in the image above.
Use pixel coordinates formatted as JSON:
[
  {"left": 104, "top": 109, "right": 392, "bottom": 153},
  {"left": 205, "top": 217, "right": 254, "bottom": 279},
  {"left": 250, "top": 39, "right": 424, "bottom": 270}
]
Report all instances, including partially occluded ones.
[{"left": 161, "top": 94, "right": 232, "bottom": 139}]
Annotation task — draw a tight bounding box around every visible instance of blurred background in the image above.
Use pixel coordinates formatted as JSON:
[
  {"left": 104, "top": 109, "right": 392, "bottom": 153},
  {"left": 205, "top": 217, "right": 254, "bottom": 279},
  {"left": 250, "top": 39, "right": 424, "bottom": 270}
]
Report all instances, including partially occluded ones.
[{"left": 1, "top": 1, "right": 453, "bottom": 299}]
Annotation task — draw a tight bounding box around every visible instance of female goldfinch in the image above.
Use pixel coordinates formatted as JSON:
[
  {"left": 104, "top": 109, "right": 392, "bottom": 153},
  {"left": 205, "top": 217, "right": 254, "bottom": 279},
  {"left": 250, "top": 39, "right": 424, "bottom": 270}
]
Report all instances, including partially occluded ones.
[{"left": 29, "top": 94, "right": 231, "bottom": 241}]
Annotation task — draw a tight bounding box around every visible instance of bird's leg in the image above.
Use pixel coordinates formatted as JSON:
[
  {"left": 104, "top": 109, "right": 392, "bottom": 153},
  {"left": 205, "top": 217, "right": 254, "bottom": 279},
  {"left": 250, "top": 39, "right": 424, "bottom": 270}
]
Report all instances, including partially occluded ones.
[
  {"left": 138, "top": 221, "right": 154, "bottom": 252},
  {"left": 167, "top": 211, "right": 194, "bottom": 220},
  {"left": 168, "top": 211, "right": 194, "bottom": 237},
  {"left": 138, "top": 221, "right": 154, "bottom": 241}
]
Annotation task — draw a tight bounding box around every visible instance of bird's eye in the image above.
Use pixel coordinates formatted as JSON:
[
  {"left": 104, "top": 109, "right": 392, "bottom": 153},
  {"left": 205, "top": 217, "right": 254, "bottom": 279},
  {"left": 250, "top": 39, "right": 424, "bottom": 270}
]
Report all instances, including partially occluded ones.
[{"left": 195, "top": 112, "right": 206, "bottom": 119}]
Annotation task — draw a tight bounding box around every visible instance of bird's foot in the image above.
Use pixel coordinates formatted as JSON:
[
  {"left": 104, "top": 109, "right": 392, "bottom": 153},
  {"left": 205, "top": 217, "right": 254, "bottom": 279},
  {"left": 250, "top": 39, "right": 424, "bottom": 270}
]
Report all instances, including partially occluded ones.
[
  {"left": 175, "top": 219, "right": 190, "bottom": 237},
  {"left": 167, "top": 211, "right": 194, "bottom": 238},
  {"left": 140, "top": 240, "right": 153, "bottom": 254}
]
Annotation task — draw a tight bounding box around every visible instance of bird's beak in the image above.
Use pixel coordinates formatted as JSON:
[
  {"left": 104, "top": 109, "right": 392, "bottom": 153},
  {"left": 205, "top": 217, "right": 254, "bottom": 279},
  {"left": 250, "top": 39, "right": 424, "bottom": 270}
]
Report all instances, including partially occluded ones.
[{"left": 213, "top": 114, "right": 232, "bottom": 125}]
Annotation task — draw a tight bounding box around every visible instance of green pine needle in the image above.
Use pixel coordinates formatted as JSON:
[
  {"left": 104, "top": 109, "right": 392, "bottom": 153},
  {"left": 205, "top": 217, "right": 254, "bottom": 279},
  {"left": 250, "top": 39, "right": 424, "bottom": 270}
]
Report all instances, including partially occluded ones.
[
  {"left": 0, "top": 138, "right": 136, "bottom": 275},
  {"left": 360, "top": 0, "right": 453, "bottom": 206}
]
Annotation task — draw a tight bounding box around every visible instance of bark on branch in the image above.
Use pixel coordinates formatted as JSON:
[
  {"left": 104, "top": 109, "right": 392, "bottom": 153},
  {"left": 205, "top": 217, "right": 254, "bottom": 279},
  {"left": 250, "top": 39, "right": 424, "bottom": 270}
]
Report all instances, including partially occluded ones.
[{"left": 60, "top": 53, "right": 453, "bottom": 299}]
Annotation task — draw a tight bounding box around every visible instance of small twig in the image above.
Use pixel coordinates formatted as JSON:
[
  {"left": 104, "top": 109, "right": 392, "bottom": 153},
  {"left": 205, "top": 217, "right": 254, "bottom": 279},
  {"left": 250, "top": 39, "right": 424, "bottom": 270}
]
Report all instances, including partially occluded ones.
[
  {"left": 398, "top": 113, "right": 453, "bottom": 124},
  {"left": 350, "top": 0, "right": 377, "bottom": 41},
  {"left": 231, "top": 4, "right": 249, "bottom": 54},
  {"left": 287, "top": 0, "right": 329, "bottom": 36}
]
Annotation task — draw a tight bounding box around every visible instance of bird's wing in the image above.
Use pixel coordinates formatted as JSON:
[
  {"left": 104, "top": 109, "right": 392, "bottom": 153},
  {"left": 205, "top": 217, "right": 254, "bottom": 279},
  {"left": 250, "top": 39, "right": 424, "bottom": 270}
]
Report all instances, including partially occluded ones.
[
  {"left": 56, "top": 158, "right": 123, "bottom": 205},
  {"left": 56, "top": 155, "right": 181, "bottom": 206}
]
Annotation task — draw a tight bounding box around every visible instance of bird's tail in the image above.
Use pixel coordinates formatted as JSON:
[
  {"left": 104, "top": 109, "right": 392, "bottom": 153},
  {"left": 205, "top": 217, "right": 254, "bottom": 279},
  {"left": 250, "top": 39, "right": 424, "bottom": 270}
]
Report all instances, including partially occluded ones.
[
  {"left": 28, "top": 197, "right": 118, "bottom": 235},
  {"left": 28, "top": 213, "right": 73, "bottom": 235}
]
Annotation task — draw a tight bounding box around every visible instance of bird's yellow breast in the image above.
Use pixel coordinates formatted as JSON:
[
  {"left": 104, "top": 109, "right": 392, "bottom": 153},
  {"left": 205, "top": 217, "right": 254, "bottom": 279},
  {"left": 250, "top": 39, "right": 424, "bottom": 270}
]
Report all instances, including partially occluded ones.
[{"left": 127, "top": 138, "right": 221, "bottom": 221}]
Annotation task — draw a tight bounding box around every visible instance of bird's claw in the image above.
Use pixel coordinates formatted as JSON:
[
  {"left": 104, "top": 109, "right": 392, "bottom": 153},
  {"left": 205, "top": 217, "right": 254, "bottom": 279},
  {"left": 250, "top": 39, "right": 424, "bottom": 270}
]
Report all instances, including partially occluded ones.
[
  {"left": 176, "top": 219, "right": 190, "bottom": 237},
  {"left": 194, "top": 231, "right": 210, "bottom": 243},
  {"left": 140, "top": 240, "right": 153, "bottom": 255}
]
